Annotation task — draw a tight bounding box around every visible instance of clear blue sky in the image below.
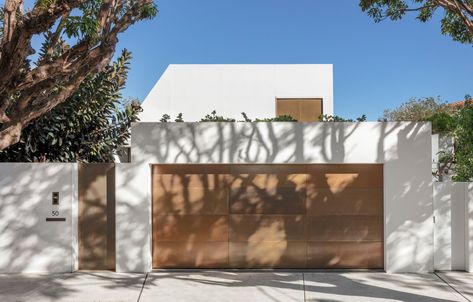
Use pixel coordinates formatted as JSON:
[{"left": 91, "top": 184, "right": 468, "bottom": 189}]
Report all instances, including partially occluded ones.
[{"left": 114, "top": 0, "right": 472, "bottom": 120}]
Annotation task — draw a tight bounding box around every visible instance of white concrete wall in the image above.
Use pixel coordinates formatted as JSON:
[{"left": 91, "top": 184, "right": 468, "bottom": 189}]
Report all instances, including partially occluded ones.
[
  {"left": 434, "top": 183, "right": 467, "bottom": 270},
  {"left": 434, "top": 182, "right": 473, "bottom": 272},
  {"left": 140, "top": 64, "right": 334, "bottom": 122},
  {"left": 0, "top": 163, "right": 77, "bottom": 273},
  {"left": 116, "top": 121, "right": 433, "bottom": 273},
  {"left": 467, "top": 183, "right": 473, "bottom": 272}
]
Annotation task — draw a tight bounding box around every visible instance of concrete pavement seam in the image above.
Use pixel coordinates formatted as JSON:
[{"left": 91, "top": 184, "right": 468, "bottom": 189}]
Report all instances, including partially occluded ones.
[
  {"left": 137, "top": 273, "right": 148, "bottom": 302},
  {"left": 302, "top": 272, "right": 306, "bottom": 302},
  {"left": 434, "top": 272, "right": 471, "bottom": 302}
]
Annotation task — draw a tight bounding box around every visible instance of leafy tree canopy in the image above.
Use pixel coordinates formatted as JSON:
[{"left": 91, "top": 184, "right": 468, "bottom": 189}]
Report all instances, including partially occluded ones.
[
  {"left": 0, "top": 49, "right": 141, "bottom": 162},
  {"left": 359, "top": 0, "right": 473, "bottom": 44},
  {"left": 450, "top": 99, "right": 473, "bottom": 181},
  {"left": 0, "top": 0, "right": 157, "bottom": 150},
  {"left": 383, "top": 95, "right": 473, "bottom": 181},
  {"left": 382, "top": 97, "right": 446, "bottom": 122}
]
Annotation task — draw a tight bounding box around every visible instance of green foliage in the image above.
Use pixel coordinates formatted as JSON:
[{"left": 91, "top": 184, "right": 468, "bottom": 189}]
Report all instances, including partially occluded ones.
[
  {"left": 382, "top": 97, "right": 445, "bottom": 121},
  {"left": 36, "top": 0, "right": 58, "bottom": 9},
  {"left": 158, "top": 111, "right": 370, "bottom": 123},
  {"left": 159, "top": 113, "right": 184, "bottom": 122},
  {"left": 60, "top": 1, "right": 158, "bottom": 40},
  {"left": 320, "top": 114, "right": 367, "bottom": 122},
  {"left": 64, "top": 15, "right": 98, "bottom": 39},
  {"left": 0, "top": 49, "right": 141, "bottom": 162},
  {"left": 159, "top": 114, "right": 171, "bottom": 123},
  {"left": 450, "top": 100, "right": 473, "bottom": 181},
  {"left": 254, "top": 115, "right": 298, "bottom": 122},
  {"left": 241, "top": 112, "right": 252, "bottom": 122},
  {"left": 158, "top": 111, "right": 371, "bottom": 123},
  {"left": 139, "top": 3, "right": 159, "bottom": 19},
  {"left": 425, "top": 111, "right": 456, "bottom": 133},
  {"left": 359, "top": 0, "right": 473, "bottom": 44},
  {"left": 384, "top": 95, "right": 473, "bottom": 181},
  {"left": 200, "top": 111, "right": 236, "bottom": 122},
  {"left": 174, "top": 113, "right": 184, "bottom": 122}
]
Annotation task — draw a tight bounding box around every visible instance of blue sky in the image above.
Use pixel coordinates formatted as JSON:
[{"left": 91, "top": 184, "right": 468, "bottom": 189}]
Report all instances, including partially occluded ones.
[{"left": 54, "top": 1, "right": 473, "bottom": 120}]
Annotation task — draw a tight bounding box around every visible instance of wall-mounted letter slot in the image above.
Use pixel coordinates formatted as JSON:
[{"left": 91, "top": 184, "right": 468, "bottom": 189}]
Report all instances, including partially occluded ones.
[{"left": 52, "top": 192, "right": 59, "bottom": 205}]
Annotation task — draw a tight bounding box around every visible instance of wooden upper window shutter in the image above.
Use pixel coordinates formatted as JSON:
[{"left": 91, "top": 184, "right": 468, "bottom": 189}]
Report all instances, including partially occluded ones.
[{"left": 276, "top": 99, "right": 323, "bottom": 122}]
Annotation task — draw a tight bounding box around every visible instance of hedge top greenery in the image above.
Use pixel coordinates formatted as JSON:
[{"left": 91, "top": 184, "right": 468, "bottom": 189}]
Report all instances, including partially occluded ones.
[{"left": 158, "top": 111, "right": 368, "bottom": 123}]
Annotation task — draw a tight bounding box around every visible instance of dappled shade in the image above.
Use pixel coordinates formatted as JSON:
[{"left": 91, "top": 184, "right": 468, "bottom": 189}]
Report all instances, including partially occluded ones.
[{"left": 152, "top": 164, "right": 383, "bottom": 269}]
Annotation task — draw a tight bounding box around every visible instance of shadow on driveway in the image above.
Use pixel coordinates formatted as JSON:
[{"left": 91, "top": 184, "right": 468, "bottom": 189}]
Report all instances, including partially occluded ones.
[{"left": 0, "top": 271, "right": 468, "bottom": 302}]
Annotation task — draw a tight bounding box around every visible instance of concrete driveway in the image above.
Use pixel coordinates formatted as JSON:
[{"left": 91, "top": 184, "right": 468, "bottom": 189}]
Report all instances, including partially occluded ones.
[{"left": 0, "top": 271, "right": 471, "bottom": 302}]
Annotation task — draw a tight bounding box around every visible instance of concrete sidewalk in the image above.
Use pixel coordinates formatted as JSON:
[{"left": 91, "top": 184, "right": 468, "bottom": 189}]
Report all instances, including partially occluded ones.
[{"left": 0, "top": 271, "right": 471, "bottom": 302}]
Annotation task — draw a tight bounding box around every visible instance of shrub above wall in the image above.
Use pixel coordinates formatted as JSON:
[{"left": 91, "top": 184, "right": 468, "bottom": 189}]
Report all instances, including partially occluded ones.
[{"left": 158, "top": 111, "right": 367, "bottom": 123}]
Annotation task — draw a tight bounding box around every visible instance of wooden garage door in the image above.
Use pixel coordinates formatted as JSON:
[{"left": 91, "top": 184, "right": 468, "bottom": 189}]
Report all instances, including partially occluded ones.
[{"left": 152, "top": 164, "right": 383, "bottom": 269}]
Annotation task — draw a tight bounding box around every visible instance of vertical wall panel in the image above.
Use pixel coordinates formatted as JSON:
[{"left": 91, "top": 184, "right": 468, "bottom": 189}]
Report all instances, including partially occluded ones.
[{"left": 78, "top": 163, "right": 115, "bottom": 270}]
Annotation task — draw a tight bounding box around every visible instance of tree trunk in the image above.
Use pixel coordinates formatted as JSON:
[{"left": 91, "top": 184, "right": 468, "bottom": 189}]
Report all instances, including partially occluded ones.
[{"left": 0, "top": 122, "right": 22, "bottom": 150}]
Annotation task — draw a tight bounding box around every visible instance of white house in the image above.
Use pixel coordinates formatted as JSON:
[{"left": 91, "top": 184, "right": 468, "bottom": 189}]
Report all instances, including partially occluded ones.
[
  {"left": 140, "top": 64, "right": 334, "bottom": 122},
  {"left": 1, "top": 64, "right": 472, "bottom": 274},
  {"left": 116, "top": 64, "right": 437, "bottom": 273}
]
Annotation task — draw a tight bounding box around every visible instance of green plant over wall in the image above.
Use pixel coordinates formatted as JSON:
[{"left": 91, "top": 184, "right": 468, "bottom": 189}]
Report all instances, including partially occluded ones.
[
  {"left": 435, "top": 98, "right": 473, "bottom": 181},
  {"left": 383, "top": 95, "right": 473, "bottom": 181},
  {"left": 320, "top": 114, "right": 367, "bottom": 122},
  {"left": 159, "top": 111, "right": 373, "bottom": 123},
  {"left": 382, "top": 97, "right": 446, "bottom": 122},
  {"left": 201, "top": 111, "right": 236, "bottom": 122},
  {"left": 159, "top": 111, "right": 299, "bottom": 122},
  {"left": 0, "top": 50, "right": 141, "bottom": 163}
]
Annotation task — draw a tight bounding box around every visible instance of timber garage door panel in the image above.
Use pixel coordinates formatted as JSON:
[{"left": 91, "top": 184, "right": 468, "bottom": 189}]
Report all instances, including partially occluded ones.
[
  {"left": 152, "top": 164, "right": 383, "bottom": 269},
  {"left": 306, "top": 164, "right": 383, "bottom": 269}
]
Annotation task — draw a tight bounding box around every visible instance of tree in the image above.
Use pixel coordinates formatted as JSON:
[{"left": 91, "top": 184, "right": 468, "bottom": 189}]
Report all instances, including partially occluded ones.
[
  {"left": 0, "top": 0, "right": 157, "bottom": 151},
  {"left": 359, "top": 0, "right": 473, "bottom": 44},
  {"left": 382, "top": 97, "right": 446, "bottom": 121},
  {"left": 450, "top": 100, "right": 473, "bottom": 181},
  {"left": 0, "top": 49, "right": 141, "bottom": 162},
  {"left": 434, "top": 98, "right": 473, "bottom": 181}
]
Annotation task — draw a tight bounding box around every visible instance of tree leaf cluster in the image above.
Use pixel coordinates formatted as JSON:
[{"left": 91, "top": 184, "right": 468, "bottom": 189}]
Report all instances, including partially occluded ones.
[
  {"left": 383, "top": 95, "right": 473, "bottom": 181},
  {"left": 359, "top": 0, "right": 473, "bottom": 44},
  {"left": 0, "top": 49, "right": 141, "bottom": 162}
]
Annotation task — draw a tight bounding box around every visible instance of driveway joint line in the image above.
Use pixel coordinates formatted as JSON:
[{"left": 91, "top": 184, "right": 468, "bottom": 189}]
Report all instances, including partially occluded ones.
[
  {"left": 302, "top": 272, "right": 306, "bottom": 302},
  {"left": 137, "top": 272, "right": 148, "bottom": 302},
  {"left": 434, "top": 272, "right": 471, "bottom": 302}
]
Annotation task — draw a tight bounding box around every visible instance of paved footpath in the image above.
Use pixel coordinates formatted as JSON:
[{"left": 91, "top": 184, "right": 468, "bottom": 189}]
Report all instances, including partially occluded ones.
[{"left": 0, "top": 271, "right": 471, "bottom": 302}]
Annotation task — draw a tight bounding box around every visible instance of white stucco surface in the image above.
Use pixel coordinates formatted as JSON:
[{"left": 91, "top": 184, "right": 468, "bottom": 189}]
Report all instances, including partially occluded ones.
[
  {"left": 433, "top": 182, "right": 470, "bottom": 271},
  {"left": 0, "top": 163, "right": 76, "bottom": 273},
  {"left": 116, "top": 121, "right": 433, "bottom": 273},
  {"left": 140, "top": 64, "right": 334, "bottom": 122},
  {"left": 467, "top": 183, "right": 473, "bottom": 272}
]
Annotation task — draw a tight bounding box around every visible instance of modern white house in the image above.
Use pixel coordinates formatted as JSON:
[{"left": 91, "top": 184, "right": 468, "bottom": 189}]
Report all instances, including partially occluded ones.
[
  {"left": 115, "top": 64, "right": 451, "bottom": 273},
  {"left": 0, "top": 64, "right": 472, "bottom": 274},
  {"left": 139, "top": 64, "right": 334, "bottom": 122}
]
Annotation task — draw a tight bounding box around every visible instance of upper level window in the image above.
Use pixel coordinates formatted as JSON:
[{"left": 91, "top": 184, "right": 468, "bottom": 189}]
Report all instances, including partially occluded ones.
[{"left": 276, "top": 98, "right": 323, "bottom": 122}]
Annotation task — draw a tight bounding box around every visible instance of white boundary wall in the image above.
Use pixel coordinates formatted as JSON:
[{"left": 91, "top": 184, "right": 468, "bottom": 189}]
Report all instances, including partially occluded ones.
[
  {"left": 465, "top": 183, "right": 473, "bottom": 273},
  {"left": 434, "top": 182, "right": 473, "bottom": 271},
  {"left": 0, "top": 163, "right": 78, "bottom": 273},
  {"left": 116, "top": 122, "right": 433, "bottom": 273},
  {"left": 140, "top": 64, "right": 334, "bottom": 122}
]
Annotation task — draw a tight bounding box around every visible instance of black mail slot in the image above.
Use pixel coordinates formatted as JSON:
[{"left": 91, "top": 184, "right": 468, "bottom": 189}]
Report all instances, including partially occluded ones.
[{"left": 46, "top": 218, "right": 66, "bottom": 222}]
